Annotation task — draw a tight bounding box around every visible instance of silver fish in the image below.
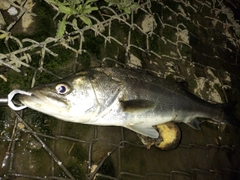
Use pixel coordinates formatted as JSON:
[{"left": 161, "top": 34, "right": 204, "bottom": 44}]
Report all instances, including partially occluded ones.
[{"left": 19, "top": 67, "right": 229, "bottom": 138}]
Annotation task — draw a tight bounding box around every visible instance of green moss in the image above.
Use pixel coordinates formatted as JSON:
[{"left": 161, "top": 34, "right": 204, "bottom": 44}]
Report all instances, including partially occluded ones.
[
  {"left": 44, "top": 47, "right": 74, "bottom": 74},
  {"left": 83, "top": 31, "right": 105, "bottom": 56},
  {"left": 77, "top": 53, "right": 91, "bottom": 68},
  {"left": 31, "top": 0, "right": 56, "bottom": 41}
]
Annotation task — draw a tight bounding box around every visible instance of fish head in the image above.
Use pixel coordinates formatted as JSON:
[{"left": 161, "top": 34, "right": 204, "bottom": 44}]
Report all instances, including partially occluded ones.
[{"left": 19, "top": 74, "right": 100, "bottom": 123}]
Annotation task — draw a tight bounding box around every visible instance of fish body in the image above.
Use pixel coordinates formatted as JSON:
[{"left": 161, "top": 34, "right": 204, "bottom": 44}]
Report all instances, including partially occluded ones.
[{"left": 19, "top": 67, "right": 227, "bottom": 138}]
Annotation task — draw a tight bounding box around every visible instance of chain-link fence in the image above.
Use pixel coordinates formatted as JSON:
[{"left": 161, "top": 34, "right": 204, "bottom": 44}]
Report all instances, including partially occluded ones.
[{"left": 0, "top": 0, "right": 240, "bottom": 179}]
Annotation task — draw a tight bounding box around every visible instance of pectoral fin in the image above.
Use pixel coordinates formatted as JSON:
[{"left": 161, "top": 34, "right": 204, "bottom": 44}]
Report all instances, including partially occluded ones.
[
  {"left": 120, "top": 100, "right": 156, "bottom": 112},
  {"left": 127, "top": 124, "right": 159, "bottom": 138}
]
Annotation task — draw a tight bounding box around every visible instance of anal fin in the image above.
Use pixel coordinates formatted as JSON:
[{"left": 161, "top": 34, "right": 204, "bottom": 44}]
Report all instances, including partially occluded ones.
[{"left": 127, "top": 124, "right": 159, "bottom": 138}]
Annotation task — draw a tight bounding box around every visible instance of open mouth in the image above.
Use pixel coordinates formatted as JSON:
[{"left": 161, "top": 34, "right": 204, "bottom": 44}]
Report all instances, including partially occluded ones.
[
  {"left": 18, "top": 92, "right": 40, "bottom": 106},
  {"left": 18, "top": 90, "right": 69, "bottom": 110}
]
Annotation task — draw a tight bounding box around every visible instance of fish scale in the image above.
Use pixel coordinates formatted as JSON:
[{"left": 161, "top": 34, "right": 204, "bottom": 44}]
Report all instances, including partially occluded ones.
[{"left": 18, "top": 67, "right": 233, "bottom": 138}]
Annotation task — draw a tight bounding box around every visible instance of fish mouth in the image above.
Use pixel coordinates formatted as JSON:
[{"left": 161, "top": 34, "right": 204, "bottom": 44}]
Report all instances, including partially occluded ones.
[
  {"left": 18, "top": 91, "right": 44, "bottom": 109},
  {"left": 18, "top": 90, "right": 68, "bottom": 110}
]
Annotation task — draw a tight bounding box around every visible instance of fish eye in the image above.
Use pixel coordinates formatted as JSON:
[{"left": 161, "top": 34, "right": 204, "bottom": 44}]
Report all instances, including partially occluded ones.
[{"left": 55, "top": 83, "right": 70, "bottom": 95}]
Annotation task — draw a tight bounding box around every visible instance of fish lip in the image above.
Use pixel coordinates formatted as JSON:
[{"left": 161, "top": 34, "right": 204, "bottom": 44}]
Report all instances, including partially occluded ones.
[
  {"left": 19, "top": 89, "right": 69, "bottom": 109},
  {"left": 18, "top": 91, "right": 41, "bottom": 104}
]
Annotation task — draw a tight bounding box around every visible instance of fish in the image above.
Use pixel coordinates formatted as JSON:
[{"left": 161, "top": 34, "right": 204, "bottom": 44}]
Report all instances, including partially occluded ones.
[{"left": 18, "top": 67, "right": 235, "bottom": 138}]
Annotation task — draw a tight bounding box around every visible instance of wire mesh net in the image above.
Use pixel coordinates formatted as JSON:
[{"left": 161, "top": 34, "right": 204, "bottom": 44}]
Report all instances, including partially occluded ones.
[{"left": 0, "top": 0, "right": 240, "bottom": 179}]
